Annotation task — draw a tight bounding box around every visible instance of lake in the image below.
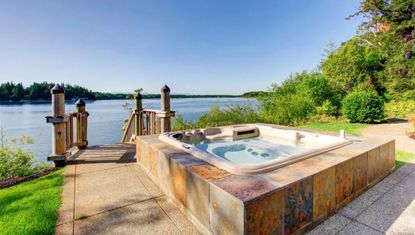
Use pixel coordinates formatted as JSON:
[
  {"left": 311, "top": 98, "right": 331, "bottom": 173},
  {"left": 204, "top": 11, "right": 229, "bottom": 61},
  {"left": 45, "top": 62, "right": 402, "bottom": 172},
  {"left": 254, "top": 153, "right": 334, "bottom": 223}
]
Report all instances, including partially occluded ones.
[{"left": 0, "top": 98, "right": 257, "bottom": 161}]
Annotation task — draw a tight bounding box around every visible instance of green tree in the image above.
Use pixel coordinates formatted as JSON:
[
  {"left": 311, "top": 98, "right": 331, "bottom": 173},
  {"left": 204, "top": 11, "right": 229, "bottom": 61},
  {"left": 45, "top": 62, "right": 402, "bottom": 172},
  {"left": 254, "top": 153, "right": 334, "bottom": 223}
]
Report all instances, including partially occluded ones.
[
  {"left": 0, "top": 82, "right": 14, "bottom": 101},
  {"left": 11, "top": 83, "right": 25, "bottom": 101},
  {"left": 321, "top": 38, "right": 385, "bottom": 96},
  {"left": 350, "top": 0, "right": 415, "bottom": 99},
  {"left": 25, "top": 82, "right": 52, "bottom": 100}
]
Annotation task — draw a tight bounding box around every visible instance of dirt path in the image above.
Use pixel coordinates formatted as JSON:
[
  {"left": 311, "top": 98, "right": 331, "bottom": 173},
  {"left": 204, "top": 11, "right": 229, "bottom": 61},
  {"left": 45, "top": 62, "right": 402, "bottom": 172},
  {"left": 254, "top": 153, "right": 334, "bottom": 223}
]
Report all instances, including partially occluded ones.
[{"left": 362, "top": 120, "right": 415, "bottom": 154}]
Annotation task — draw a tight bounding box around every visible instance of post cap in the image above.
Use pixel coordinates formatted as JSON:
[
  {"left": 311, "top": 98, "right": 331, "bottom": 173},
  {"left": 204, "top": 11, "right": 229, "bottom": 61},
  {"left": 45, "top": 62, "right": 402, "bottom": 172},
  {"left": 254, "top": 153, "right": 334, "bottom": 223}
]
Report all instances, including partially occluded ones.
[
  {"left": 161, "top": 85, "right": 170, "bottom": 92},
  {"left": 50, "top": 84, "right": 64, "bottom": 94},
  {"left": 75, "top": 99, "right": 86, "bottom": 107}
]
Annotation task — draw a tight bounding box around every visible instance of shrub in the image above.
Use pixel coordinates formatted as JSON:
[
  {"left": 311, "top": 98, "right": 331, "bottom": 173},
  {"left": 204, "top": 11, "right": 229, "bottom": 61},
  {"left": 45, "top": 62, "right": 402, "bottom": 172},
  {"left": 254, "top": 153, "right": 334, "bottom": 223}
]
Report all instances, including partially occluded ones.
[
  {"left": 260, "top": 93, "right": 314, "bottom": 126},
  {"left": 0, "top": 129, "right": 48, "bottom": 180},
  {"left": 386, "top": 100, "right": 415, "bottom": 119},
  {"left": 172, "top": 114, "right": 198, "bottom": 131},
  {"left": 316, "top": 100, "right": 338, "bottom": 116},
  {"left": 302, "top": 74, "right": 342, "bottom": 110},
  {"left": 0, "top": 147, "right": 36, "bottom": 179},
  {"left": 342, "top": 89, "right": 385, "bottom": 123},
  {"left": 258, "top": 71, "right": 341, "bottom": 125}
]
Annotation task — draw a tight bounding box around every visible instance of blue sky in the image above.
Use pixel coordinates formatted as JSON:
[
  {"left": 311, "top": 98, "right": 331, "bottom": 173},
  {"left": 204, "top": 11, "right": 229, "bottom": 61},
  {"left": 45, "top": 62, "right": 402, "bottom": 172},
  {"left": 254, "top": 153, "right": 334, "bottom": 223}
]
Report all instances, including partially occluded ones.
[{"left": 0, "top": 0, "right": 361, "bottom": 94}]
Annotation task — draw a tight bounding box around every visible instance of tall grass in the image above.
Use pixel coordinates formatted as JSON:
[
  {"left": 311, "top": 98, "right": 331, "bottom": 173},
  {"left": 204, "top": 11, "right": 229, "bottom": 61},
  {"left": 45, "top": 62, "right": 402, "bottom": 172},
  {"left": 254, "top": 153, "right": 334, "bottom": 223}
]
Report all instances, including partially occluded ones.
[{"left": 173, "top": 103, "right": 261, "bottom": 130}]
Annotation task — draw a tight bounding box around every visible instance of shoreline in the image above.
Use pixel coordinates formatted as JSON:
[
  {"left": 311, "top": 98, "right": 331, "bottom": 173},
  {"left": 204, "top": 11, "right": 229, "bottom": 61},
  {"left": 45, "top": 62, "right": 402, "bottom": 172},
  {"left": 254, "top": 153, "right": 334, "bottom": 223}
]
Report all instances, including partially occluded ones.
[{"left": 0, "top": 95, "right": 247, "bottom": 104}]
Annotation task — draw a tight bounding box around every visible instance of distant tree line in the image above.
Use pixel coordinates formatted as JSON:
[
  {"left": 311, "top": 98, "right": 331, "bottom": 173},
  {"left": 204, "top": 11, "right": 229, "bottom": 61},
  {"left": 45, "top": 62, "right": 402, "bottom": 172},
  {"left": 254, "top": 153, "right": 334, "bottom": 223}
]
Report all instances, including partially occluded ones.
[
  {"left": 0, "top": 82, "right": 243, "bottom": 101},
  {"left": 0, "top": 82, "right": 96, "bottom": 101},
  {"left": 242, "top": 91, "right": 268, "bottom": 98}
]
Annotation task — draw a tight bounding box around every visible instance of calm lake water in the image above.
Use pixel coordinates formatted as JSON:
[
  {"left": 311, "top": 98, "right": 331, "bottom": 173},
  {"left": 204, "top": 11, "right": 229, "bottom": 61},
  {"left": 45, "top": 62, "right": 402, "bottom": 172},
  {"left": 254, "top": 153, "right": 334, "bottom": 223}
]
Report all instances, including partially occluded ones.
[{"left": 0, "top": 98, "right": 257, "bottom": 161}]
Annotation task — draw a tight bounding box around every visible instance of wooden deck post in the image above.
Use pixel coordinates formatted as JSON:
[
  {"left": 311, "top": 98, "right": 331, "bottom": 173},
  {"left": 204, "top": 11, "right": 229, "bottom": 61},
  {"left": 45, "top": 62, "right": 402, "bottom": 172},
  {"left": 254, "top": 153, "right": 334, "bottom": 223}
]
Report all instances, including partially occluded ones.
[
  {"left": 46, "top": 84, "right": 68, "bottom": 167},
  {"left": 160, "top": 85, "right": 172, "bottom": 133},
  {"left": 135, "top": 92, "right": 143, "bottom": 136},
  {"left": 75, "top": 99, "right": 89, "bottom": 149}
]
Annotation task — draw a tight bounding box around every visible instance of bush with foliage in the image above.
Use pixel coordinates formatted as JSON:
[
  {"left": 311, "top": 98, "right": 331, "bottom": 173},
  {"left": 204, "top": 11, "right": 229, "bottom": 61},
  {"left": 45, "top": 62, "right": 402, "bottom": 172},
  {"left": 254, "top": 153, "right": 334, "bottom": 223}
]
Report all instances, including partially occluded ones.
[
  {"left": 341, "top": 88, "right": 385, "bottom": 123},
  {"left": 386, "top": 100, "right": 415, "bottom": 119},
  {"left": 316, "top": 100, "right": 338, "bottom": 116},
  {"left": 260, "top": 93, "right": 314, "bottom": 126},
  {"left": 0, "top": 129, "right": 48, "bottom": 180},
  {"left": 172, "top": 114, "right": 198, "bottom": 131},
  {"left": 258, "top": 71, "right": 342, "bottom": 125}
]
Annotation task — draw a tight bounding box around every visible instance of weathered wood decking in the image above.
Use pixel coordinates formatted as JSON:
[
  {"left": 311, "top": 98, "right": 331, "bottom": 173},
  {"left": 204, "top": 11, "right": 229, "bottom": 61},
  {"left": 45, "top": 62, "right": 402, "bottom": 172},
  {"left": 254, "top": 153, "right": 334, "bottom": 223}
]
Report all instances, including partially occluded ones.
[{"left": 55, "top": 144, "right": 199, "bottom": 235}]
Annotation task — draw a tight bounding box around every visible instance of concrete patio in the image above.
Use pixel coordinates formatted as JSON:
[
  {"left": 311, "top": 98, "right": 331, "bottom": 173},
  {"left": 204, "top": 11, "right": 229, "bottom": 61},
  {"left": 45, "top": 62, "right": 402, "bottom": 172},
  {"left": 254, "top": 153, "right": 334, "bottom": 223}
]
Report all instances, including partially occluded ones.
[{"left": 55, "top": 144, "right": 200, "bottom": 235}]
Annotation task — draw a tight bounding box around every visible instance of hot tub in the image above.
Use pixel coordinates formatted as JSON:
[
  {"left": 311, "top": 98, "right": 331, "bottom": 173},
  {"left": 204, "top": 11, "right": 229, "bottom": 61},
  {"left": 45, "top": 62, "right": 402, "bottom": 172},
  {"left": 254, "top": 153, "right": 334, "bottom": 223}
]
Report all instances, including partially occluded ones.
[{"left": 159, "top": 124, "right": 353, "bottom": 175}]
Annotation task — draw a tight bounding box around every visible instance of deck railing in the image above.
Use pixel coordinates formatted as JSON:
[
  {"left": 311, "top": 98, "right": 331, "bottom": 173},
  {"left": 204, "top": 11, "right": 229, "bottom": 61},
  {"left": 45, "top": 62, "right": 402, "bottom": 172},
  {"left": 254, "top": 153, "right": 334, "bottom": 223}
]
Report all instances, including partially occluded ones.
[
  {"left": 46, "top": 84, "right": 174, "bottom": 166},
  {"left": 46, "top": 84, "right": 89, "bottom": 166},
  {"left": 121, "top": 85, "right": 175, "bottom": 143}
]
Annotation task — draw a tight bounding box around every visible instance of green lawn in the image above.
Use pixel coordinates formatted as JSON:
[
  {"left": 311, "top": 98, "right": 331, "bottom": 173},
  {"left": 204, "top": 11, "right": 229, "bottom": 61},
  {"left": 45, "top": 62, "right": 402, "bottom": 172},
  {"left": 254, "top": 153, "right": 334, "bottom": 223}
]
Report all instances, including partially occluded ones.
[
  {"left": 300, "top": 120, "right": 369, "bottom": 136},
  {"left": 395, "top": 150, "right": 415, "bottom": 169},
  {"left": 0, "top": 169, "right": 64, "bottom": 235}
]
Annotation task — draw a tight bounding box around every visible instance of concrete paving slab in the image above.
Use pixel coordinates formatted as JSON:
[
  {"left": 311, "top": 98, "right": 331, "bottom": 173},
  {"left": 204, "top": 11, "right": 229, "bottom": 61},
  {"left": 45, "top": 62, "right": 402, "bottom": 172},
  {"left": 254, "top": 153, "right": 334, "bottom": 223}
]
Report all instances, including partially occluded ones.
[
  {"left": 307, "top": 214, "right": 352, "bottom": 235},
  {"left": 55, "top": 222, "right": 73, "bottom": 235},
  {"left": 396, "top": 175, "right": 415, "bottom": 192},
  {"left": 57, "top": 165, "right": 76, "bottom": 225},
  {"left": 399, "top": 163, "right": 415, "bottom": 175},
  {"left": 131, "top": 164, "right": 164, "bottom": 198},
  {"left": 75, "top": 162, "right": 130, "bottom": 175},
  {"left": 386, "top": 198, "right": 415, "bottom": 234},
  {"left": 338, "top": 222, "right": 383, "bottom": 235},
  {"left": 383, "top": 184, "right": 415, "bottom": 207},
  {"left": 72, "top": 145, "right": 136, "bottom": 175},
  {"left": 382, "top": 167, "right": 412, "bottom": 185},
  {"left": 155, "top": 196, "right": 202, "bottom": 235},
  {"left": 339, "top": 185, "right": 387, "bottom": 218},
  {"left": 74, "top": 199, "right": 181, "bottom": 235},
  {"left": 369, "top": 178, "right": 395, "bottom": 193},
  {"left": 355, "top": 185, "right": 415, "bottom": 232},
  {"left": 75, "top": 165, "right": 152, "bottom": 219}
]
